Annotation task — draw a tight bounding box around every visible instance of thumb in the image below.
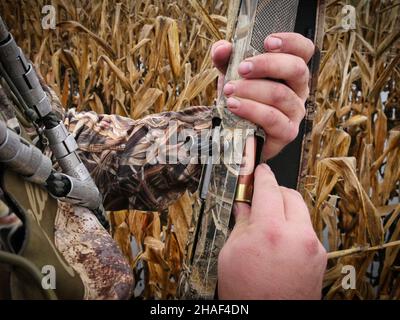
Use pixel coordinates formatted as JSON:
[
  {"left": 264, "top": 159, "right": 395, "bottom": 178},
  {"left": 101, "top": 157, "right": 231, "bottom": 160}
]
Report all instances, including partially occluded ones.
[
  {"left": 227, "top": 203, "right": 251, "bottom": 240},
  {"left": 232, "top": 202, "right": 251, "bottom": 226}
]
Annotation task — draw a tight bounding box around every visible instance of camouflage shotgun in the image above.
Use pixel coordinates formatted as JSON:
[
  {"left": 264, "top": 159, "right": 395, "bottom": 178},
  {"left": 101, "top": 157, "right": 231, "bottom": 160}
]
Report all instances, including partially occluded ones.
[{"left": 179, "top": 0, "right": 326, "bottom": 299}]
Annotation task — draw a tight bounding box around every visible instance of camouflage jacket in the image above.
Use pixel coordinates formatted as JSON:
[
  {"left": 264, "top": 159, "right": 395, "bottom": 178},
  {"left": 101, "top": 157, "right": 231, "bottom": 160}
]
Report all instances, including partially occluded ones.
[{"left": 64, "top": 106, "right": 212, "bottom": 212}]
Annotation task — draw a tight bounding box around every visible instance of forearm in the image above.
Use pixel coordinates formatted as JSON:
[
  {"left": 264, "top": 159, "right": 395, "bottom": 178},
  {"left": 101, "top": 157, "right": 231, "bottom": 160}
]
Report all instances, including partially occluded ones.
[{"left": 63, "top": 106, "right": 212, "bottom": 212}]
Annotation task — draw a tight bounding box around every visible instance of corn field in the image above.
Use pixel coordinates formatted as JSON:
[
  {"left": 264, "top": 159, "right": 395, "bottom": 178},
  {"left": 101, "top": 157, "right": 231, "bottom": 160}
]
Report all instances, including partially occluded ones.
[
  {"left": 307, "top": 0, "right": 400, "bottom": 299},
  {"left": 0, "top": 0, "right": 399, "bottom": 299}
]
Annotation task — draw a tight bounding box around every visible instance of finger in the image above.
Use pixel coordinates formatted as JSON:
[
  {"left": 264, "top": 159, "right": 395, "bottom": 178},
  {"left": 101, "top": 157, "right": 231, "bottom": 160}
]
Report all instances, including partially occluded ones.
[
  {"left": 226, "top": 96, "right": 299, "bottom": 145},
  {"left": 250, "top": 164, "right": 285, "bottom": 226},
  {"left": 264, "top": 33, "right": 315, "bottom": 64},
  {"left": 280, "top": 187, "right": 312, "bottom": 224},
  {"left": 211, "top": 40, "right": 232, "bottom": 74},
  {"left": 223, "top": 79, "right": 305, "bottom": 122},
  {"left": 238, "top": 53, "right": 310, "bottom": 100}
]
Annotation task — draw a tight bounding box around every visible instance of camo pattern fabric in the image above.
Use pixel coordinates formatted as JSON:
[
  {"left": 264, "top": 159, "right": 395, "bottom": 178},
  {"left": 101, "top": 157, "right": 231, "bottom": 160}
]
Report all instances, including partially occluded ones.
[
  {"left": 62, "top": 106, "right": 212, "bottom": 212},
  {"left": 55, "top": 201, "right": 134, "bottom": 299}
]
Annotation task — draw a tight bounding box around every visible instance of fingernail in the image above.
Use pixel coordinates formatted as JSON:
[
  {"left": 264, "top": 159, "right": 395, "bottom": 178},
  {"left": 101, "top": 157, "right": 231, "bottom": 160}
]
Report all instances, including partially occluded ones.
[
  {"left": 238, "top": 61, "right": 253, "bottom": 75},
  {"left": 265, "top": 36, "right": 282, "bottom": 50},
  {"left": 227, "top": 97, "right": 240, "bottom": 110},
  {"left": 223, "top": 82, "right": 235, "bottom": 96}
]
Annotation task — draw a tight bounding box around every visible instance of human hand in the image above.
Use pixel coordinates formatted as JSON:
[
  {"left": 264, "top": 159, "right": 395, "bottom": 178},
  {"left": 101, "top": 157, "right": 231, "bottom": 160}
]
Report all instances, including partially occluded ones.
[
  {"left": 211, "top": 33, "right": 315, "bottom": 159},
  {"left": 217, "top": 164, "right": 327, "bottom": 300}
]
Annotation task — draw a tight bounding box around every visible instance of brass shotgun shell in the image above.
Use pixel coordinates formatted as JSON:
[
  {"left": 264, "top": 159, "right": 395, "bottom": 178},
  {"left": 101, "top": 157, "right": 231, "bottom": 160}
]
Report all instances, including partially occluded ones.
[{"left": 235, "top": 183, "right": 253, "bottom": 203}]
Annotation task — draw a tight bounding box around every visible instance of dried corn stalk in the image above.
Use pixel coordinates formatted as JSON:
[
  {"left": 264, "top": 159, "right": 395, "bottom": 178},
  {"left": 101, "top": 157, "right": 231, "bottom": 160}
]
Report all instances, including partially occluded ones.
[{"left": 304, "top": 0, "right": 400, "bottom": 300}]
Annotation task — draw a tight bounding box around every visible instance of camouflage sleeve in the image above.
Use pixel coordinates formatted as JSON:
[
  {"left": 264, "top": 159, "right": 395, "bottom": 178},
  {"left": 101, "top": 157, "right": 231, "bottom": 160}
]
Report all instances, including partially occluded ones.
[{"left": 63, "top": 107, "right": 212, "bottom": 212}]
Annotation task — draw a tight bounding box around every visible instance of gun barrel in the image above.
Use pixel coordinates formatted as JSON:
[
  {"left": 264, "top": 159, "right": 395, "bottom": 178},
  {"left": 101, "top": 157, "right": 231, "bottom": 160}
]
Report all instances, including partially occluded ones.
[{"left": 0, "top": 121, "right": 52, "bottom": 184}]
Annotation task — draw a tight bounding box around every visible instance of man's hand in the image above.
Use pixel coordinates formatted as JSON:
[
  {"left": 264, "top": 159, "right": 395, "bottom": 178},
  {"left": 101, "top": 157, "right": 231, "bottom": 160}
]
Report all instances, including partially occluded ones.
[
  {"left": 211, "top": 33, "right": 315, "bottom": 159},
  {"left": 217, "top": 164, "right": 327, "bottom": 300}
]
